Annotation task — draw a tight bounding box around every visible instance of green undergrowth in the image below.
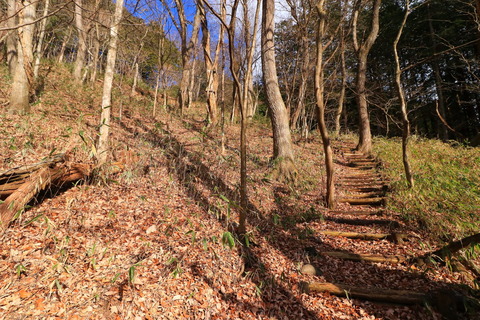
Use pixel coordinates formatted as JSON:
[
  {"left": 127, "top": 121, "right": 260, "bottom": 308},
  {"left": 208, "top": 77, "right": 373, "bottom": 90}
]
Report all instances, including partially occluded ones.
[{"left": 373, "top": 136, "right": 480, "bottom": 242}]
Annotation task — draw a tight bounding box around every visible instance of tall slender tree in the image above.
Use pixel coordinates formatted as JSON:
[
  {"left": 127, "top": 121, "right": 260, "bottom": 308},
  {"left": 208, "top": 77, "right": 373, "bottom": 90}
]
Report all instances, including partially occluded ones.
[
  {"left": 393, "top": 0, "right": 414, "bottom": 188},
  {"left": 262, "top": 0, "right": 297, "bottom": 182},
  {"left": 199, "top": 0, "right": 225, "bottom": 126},
  {"left": 33, "top": 0, "right": 50, "bottom": 80},
  {"left": 315, "top": 0, "right": 336, "bottom": 208},
  {"left": 73, "top": 0, "right": 87, "bottom": 83},
  {"left": 97, "top": 0, "right": 124, "bottom": 165},
  {"left": 162, "top": 0, "right": 201, "bottom": 114},
  {"left": 352, "top": 0, "right": 382, "bottom": 154}
]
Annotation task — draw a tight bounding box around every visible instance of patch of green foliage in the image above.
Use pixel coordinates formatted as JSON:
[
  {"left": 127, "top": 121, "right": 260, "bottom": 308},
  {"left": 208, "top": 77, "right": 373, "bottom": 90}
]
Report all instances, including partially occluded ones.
[{"left": 373, "top": 136, "right": 480, "bottom": 242}]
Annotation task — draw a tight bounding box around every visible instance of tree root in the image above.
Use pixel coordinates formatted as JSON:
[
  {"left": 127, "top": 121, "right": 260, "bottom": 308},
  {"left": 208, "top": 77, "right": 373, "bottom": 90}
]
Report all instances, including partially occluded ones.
[{"left": 271, "top": 157, "right": 297, "bottom": 184}]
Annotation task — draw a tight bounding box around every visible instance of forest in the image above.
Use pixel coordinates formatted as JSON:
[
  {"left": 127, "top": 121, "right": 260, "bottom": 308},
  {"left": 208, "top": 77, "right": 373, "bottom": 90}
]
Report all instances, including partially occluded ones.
[{"left": 0, "top": 0, "right": 480, "bottom": 319}]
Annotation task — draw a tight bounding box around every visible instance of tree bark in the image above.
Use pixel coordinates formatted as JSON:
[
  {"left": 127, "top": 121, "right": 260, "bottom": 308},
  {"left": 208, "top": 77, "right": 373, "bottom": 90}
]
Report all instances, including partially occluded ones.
[
  {"left": 9, "top": 0, "right": 37, "bottom": 114},
  {"left": 96, "top": 0, "right": 124, "bottom": 165},
  {"left": 73, "top": 0, "right": 87, "bottom": 83},
  {"left": 6, "top": 0, "right": 17, "bottom": 75},
  {"left": 335, "top": 29, "right": 347, "bottom": 135},
  {"left": 352, "top": 0, "right": 382, "bottom": 154},
  {"left": 315, "top": 0, "right": 335, "bottom": 208},
  {"left": 90, "top": 22, "right": 100, "bottom": 83},
  {"left": 261, "top": 0, "right": 297, "bottom": 183}
]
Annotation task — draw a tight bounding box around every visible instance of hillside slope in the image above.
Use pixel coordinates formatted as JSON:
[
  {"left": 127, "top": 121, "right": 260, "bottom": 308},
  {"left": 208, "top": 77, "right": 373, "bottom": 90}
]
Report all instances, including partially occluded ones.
[{"left": 0, "top": 64, "right": 479, "bottom": 319}]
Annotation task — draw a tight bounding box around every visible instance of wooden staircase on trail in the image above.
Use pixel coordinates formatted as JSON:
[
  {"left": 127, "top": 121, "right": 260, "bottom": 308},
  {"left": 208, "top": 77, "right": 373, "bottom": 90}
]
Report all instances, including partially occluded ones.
[{"left": 301, "top": 142, "right": 478, "bottom": 317}]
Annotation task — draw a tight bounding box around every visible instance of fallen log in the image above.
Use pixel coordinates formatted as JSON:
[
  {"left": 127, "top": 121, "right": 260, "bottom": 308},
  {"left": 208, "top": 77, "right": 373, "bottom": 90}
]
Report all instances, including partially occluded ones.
[
  {"left": 1, "top": 166, "right": 63, "bottom": 230},
  {"left": 0, "top": 155, "right": 93, "bottom": 230},
  {"left": 322, "top": 251, "right": 407, "bottom": 263},
  {"left": 301, "top": 282, "right": 427, "bottom": 304},
  {"left": 0, "top": 154, "right": 65, "bottom": 199},
  {"left": 415, "top": 232, "right": 480, "bottom": 264}
]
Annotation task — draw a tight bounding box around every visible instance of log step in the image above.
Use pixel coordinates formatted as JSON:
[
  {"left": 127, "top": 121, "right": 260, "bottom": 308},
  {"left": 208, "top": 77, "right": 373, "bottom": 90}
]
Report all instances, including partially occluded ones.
[
  {"left": 328, "top": 210, "right": 384, "bottom": 216},
  {"left": 343, "top": 153, "right": 370, "bottom": 157},
  {"left": 349, "top": 162, "right": 377, "bottom": 167},
  {"left": 301, "top": 282, "right": 427, "bottom": 305},
  {"left": 319, "top": 230, "right": 408, "bottom": 242},
  {"left": 339, "top": 182, "right": 385, "bottom": 187},
  {"left": 322, "top": 251, "right": 407, "bottom": 263},
  {"left": 340, "top": 173, "right": 382, "bottom": 178},
  {"left": 339, "top": 197, "right": 385, "bottom": 205},
  {"left": 346, "top": 187, "right": 386, "bottom": 193},
  {"left": 345, "top": 192, "right": 385, "bottom": 198},
  {"left": 338, "top": 177, "right": 383, "bottom": 182},
  {"left": 325, "top": 217, "right": 400, "bottom": 228}
]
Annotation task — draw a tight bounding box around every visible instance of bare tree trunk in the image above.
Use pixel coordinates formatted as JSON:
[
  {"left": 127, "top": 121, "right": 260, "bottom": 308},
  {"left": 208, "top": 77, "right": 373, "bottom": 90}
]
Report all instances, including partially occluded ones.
[
  {"left": 33, "top": 0, "right": 50, "bottom": 80},
  {"left": 204, "top": 0, "right": 255, "bottom": 237},
  {"left": 96, "top": 0, "right": 124, "bottom": 165},
  {"left": 9, "top": 0, "right": 37, "bottom": 114},
  {"left": 261, "top": 0, "right": 297, "bottom": 183},
  {"left": 394, "top": 1, "right": 413, "bottom": 188},
  {"left": 129, "top": 31, "right": 147, "bottom": 96},
  {"left": 58, "top": 28, "right": 72, "bottom": 64},
  {"left": 290, "top": 38, "right": 309, "bottom": 130},
  {"left": 335, "top": 28, "right": 347, "bottom": 136},
  {"left": 199, "top": 0, "right": 224, "bottom": 126},
  {"left": 352, "top": 0, "right": 382, "bottom": 154},
  {"left": 315, "top": 0, "right": 335, "bottom": 208},
  {"left": 73, "top": 0, "right": 87, "bottom": 83},
  {"left": 89, "top": 0, "right": 101, "bottom": 83},
  {"left": 220, "top": 44, "right": 226, "bottom": 154},
  {"left": 153, "top": 74, "right": 160, "bottom": 117},
  {"left": 427, "top": 3, "right": 448, "bottom": 141},
  {"left": 90, "top": 23, "right": 100, "bottom": 83},
  {"left": 168, "top": 0, "right": 201, "bottom": 115},
  {"left": 131, "top": 62, "right": 139, "bottom": 96},
  {"left": 6, "top": 0, "right": 17, "bottom": 75},
  {"left": 187, "top": 49, "right": 198, "bottom": 108},
  {"left": 242, "top": 0, "right": 261, "bottom": 122}
]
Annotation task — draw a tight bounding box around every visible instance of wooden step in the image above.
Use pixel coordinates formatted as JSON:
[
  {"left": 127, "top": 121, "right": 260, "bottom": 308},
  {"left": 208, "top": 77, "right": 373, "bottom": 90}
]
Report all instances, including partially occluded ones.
[
  {"left": 339, "top": 178, "right": 384, "bottom": 182},
  {"left": 325, "top": 217, "right": 400, "bottom": 228},
  {"left": 345, "top": 191, "right": 385, "bottom": 198},
  {"left": 345, "top": 187, "right": 386, "bottom": 193},
  {"left": 318, "top": 230, "right": 408, "bottom": 242},
  {"left": 301, "top": 282, "right": 427, "bottom": 305},
  {"left": 341, "top": 172, "right": 382, "bottom": 176},
  {"left": 343, "top": 153, "right": 369, "bottom": 157},
  {"left": 322, "top": 251, "right": 407, "bottom": 263},
  {"left": 328, "top": 210, "right": 384, "bottom": 216},
  {"left": 338, "top": 181, "right": 385, "bottom": 186},
  {"left": 338, "top": 197, "right": 385, "bottom": 205}
]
